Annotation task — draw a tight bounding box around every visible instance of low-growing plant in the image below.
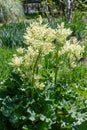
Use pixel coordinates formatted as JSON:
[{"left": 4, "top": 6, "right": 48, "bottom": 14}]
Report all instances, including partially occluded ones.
[
  {"left": 0, "top": 17, "right": 87, "bottom": 130},
  {"left": 0, "top": 22, "right": 29, "bottom": 47}
]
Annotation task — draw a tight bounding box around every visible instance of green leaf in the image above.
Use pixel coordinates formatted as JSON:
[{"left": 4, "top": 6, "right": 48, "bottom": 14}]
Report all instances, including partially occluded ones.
[
  {"left": 40, "top": 114, "right": 46, "bottom": 121},
  {"left": 10, "top": 114, "right": 19, "bottom": 124},
  {"left": 29, "top": 116, "right": 35, "bottom": 121}
]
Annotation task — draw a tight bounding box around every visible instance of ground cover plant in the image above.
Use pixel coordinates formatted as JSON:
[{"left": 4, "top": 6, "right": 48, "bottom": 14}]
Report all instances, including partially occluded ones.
[
  {"left": 0, "top": 22, "right": 29, "bottom": 47},
  {"left": 0, "top": 17, "right": 87, "bottom": 130}
]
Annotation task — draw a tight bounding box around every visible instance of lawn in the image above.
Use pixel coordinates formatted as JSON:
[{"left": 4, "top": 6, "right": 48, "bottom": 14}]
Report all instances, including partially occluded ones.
[{"left": 0, "top": 48, "right": 16, "bottom": 81}]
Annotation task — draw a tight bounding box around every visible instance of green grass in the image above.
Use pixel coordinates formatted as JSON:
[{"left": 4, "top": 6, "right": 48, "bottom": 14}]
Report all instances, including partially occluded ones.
[{"left": 0, "top": 48, "right": 16, "bottom": 81}]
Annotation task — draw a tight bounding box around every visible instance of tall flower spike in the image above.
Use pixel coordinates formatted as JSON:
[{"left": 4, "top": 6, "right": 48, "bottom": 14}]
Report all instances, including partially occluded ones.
[
  {"left": 56, "top": 22, "right": 72, "bottom": 44},
  {"left": 38, "top": 15, "right": 43, "bottom": 24}
]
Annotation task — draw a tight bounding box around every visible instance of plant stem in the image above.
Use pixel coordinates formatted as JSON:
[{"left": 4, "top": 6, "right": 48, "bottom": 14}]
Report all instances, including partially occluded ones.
[
  {"left": 32, "top": 51, "right": 41, "bottom": 87},
  {"left": 54, "top": 46, "right": 59, "bottom": 87}
]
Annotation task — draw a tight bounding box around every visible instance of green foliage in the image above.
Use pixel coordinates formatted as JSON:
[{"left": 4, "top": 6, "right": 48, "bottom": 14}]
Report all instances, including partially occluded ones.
[
  {"left": 0, "top": 18, "right": 87, "bottom": 130},
  {"left": 0, "top": 48, "right": 16, "bottom": 82},
  {"left": 65, "top": 18, "right": 86, "bottom": 40},
  {"left": 0, "top": 65, "right": 87, "bottom": 130},
  {"left": 0, "top": 22, "right": 29, "bottom": 47},
  {"left": 0, "top": 0, "right": 24, "bottom": 23},
  {"left": 58, "top": 65, "right": 87, "bottom": 87},
  {"left": 74, "top": 0, "right": 87, "bottom": 12}
]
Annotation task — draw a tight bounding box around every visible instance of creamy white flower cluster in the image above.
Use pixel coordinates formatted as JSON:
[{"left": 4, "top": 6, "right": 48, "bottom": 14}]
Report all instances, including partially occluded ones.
[
  {"left": 56, "top": 23, "right": 72, "bottom": 44},
  {"left": 23, "top": 17, "right": 55, "bottom": 55},
  {"left": 10, "top": 17, "right": 84, "bottom": 89},
  {"left": 58, "top": 39, "right": 84, "bottom": 67}
]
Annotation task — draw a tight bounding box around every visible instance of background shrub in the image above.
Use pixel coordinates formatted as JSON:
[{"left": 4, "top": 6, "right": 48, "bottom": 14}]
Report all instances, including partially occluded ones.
[
  {"left": 65, "top": 19, "right": 86, "bottom": 40},
  {"left": 0, "top": 0, "right": 24, "bottom": 23}
]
